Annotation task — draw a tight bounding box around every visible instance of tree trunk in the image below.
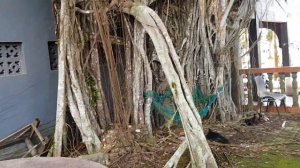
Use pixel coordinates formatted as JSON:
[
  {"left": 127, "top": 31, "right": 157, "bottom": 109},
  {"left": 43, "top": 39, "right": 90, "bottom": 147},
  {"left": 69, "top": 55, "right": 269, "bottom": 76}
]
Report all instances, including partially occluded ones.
[
  {"left": 92, "top": 1, "right": 128, "bottom": 125},
  {"left": 90, "top": 47, "right": 111, "bottom": 129},
  {"left": 132, "top": 21, "right": 145, "bottom": 125},
  {"left": 52, "top": 0, "right": 70, "bottom": 157},
  {"left": 123, "top": 3, "right": 217, "bottom": 167},
  {"left": 53, "top": 0, "right": 103, "bottom": 156},
  {"left": 123, "top": 17, "right": 134, "bottom": 124}
]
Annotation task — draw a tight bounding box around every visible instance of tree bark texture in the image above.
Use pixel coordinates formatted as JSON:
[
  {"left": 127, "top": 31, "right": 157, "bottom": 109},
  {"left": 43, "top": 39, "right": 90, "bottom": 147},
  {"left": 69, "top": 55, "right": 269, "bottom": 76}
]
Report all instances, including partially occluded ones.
[
  {"left": 123, "top": 3, "right": 218, "bottom": 167},
  {"left": 53, "top": 0, "right": 70, "bottom": 157}
]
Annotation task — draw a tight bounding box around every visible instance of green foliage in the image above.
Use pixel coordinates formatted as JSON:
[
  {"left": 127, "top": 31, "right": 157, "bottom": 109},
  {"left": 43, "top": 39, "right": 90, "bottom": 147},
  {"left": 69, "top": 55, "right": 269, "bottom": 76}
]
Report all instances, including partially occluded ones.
[
  {"left": 86, "top": 75, "right": 99, "bottom": 108},
  {"left": 83, "top": 33, "right": 90, "bottom": 47},
  {"left": 266, "top": 30, "right": 273, "bottom": 42},
  {"left": 171, "top": 82, "right": 178, "bottom": 96}
]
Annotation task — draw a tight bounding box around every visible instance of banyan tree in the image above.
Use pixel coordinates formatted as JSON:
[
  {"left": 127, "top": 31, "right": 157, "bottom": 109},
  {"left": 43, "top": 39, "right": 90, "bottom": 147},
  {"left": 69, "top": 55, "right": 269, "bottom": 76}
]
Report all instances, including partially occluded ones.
[{"left": 52, "top": 0, "right": 255, "bottom": 167}]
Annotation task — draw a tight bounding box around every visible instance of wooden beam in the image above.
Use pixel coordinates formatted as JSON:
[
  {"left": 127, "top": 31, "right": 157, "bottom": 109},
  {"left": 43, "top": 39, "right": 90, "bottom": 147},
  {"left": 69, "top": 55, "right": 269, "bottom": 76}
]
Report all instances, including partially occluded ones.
[
  {"left": 242, "top": 105, "right": 300, "bottom": 113},
  {"left": 249, "top": 19, "right": 259, "bottom": 68},
  {"left": 0, "top": 119, "right": 40, "bottom": 149},
  {"left": 239, "top": 67, "right": 300, "bottom": 75},
  {"left": 24, "top": 138, "right": 37, "bottom": 156}
]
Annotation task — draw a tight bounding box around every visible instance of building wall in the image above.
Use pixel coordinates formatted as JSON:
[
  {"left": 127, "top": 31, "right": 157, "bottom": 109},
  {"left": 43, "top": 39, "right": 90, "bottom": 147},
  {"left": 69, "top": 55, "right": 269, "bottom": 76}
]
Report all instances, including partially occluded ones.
[
  {"left": 256, "top": 0, "right": 288, "bottom": 22},
  {"left": 0, "top": 0, "right": 57, "bottom": 139}
]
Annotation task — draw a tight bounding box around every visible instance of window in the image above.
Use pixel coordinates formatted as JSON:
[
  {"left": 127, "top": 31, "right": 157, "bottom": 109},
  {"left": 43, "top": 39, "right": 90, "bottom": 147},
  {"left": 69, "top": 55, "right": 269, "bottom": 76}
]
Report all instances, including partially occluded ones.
[
  {"left": 48, "top": 41, "right": 58, "bottom": 70},
  {"left": 0, "top": 42, "right": 24, "bottom": 76}
]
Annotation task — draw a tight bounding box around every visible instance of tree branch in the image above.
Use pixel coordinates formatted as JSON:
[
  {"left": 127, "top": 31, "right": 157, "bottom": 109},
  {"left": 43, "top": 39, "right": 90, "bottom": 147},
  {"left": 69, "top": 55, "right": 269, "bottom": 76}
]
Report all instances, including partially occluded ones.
[{"left": 220, "top": 0, "right": 234, "bottom": 28}]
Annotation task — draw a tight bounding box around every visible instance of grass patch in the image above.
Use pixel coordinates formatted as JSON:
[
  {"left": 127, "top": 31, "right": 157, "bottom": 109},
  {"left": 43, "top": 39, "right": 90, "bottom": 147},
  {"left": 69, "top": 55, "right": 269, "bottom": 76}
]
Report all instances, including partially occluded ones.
[{"left": 233, "top": 152, "right": 300, "bottom": 168}]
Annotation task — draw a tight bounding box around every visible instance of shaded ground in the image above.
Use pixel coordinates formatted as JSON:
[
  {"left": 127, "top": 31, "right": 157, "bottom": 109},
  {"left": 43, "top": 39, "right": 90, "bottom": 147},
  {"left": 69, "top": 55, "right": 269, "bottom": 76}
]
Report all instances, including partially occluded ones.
[
  {"left": 108, "top": 113, "right": 300, "bottom": 168},
  {"left": 206, "top": 113, "right": 300, "bottom": 168},
  {"left": 2, "top": 113, "right": 299, "bottom": 167},
  {"left": 103, "top": 126, "right": 186, "bottom": 168},
  {"left": 63, "top": 113, "right": 300, "bottom": 168}
]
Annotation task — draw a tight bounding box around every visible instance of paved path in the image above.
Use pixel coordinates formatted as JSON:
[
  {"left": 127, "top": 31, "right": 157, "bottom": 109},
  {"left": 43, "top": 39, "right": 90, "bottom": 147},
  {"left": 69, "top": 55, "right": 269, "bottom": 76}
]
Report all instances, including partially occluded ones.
[{"left": 0, "top": 157, "right": 107, "bottom": 168}]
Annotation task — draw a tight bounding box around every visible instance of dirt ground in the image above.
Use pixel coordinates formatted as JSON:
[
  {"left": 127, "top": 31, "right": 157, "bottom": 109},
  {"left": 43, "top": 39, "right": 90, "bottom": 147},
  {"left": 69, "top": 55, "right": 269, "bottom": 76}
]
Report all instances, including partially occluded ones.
[
  {"left": 66, "top": 113, "right": 300, "bottom": 168},
  {"left": 106, "top": 113, "right": 300, "bottom": 168},
  {"left": 205, "top": 113, "right": 300, "bottom": 168}
]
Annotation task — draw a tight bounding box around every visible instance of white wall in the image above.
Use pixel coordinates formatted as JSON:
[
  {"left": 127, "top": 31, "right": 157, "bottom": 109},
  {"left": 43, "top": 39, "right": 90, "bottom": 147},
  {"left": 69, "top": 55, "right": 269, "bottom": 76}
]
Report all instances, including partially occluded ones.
[
  {"left": 287, "top": 0, "right": 300, "bottom": 66},
  {"left": 256, "top": 0, "right": 288, "bottom": 22}
]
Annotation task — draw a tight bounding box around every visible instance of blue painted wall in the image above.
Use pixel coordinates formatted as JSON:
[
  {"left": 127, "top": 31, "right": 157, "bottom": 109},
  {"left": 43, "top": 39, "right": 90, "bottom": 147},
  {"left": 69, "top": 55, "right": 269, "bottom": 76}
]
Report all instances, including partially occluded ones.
[{"left": 0, "top": 0, "right": 57, "bottom": 139}]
